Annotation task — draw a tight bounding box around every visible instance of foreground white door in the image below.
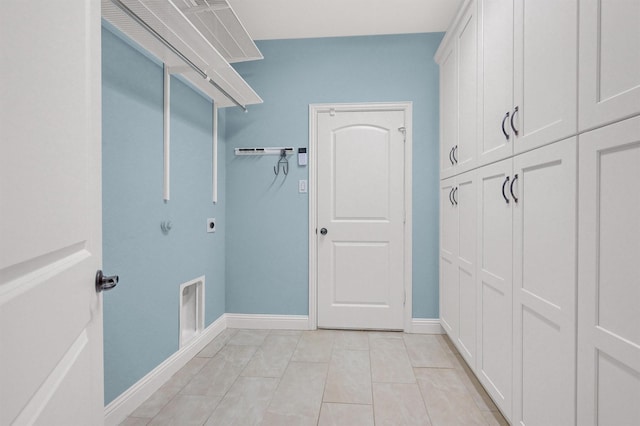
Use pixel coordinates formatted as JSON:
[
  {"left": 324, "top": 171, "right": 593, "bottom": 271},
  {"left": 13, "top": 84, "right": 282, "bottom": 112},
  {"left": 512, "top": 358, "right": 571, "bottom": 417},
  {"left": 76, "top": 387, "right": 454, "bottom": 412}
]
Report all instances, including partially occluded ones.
[
  {"left": 316, "top": 106, "right": 407, "bottom": 330},
  {"left": 0, "top": 1, "right": 104, "bottom": 425}
]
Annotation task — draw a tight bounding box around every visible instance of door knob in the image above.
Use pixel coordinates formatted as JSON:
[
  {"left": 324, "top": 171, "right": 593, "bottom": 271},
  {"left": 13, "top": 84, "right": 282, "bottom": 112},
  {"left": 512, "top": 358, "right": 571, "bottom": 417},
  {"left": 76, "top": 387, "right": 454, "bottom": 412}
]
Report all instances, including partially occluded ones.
[
  {"left": 96, "top": 270, "right": 119, "bottom": 293},
  {"left": 320, "top": 228, "right": 328, "bottom": 235}
]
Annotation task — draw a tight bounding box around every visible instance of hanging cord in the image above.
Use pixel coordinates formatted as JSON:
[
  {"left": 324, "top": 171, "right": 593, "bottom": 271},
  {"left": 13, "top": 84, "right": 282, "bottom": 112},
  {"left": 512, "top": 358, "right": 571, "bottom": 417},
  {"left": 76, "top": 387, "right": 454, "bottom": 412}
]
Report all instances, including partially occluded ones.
[{"left": 274, "top": 149, "right": 289, "bottom": 176}]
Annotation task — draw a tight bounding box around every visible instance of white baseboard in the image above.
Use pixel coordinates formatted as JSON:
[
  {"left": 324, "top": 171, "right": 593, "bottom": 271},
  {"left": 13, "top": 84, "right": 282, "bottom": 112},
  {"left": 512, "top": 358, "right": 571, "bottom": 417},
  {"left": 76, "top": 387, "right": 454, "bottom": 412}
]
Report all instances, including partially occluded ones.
[
  {"left": 225, "top": 313, "right": 310, "bottom": 330},
  {"left": 104, "top": 315, "right": 227, "bottom": 426},
  {"left": 408, "top": 318, "right": 444, "bottom": 334}
]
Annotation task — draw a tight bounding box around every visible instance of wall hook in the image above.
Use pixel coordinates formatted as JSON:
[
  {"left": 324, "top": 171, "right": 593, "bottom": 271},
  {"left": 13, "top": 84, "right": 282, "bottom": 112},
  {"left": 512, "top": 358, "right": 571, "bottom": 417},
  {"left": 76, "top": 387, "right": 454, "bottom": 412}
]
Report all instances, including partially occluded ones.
[{"left": 274, "top": 149, "right": 289, "bottom": 176}]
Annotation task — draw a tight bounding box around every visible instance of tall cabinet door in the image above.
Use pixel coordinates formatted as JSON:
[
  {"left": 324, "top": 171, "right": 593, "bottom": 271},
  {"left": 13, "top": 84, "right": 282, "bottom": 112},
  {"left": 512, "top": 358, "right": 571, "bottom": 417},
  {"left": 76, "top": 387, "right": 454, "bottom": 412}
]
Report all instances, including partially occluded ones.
[
  {"left": 455, "top": 171, "right": 477, "bottom": 367},
  {"left": 512, "top": 0, "right": 578, "bottom": 152},
  {"left": 440, "top": 177, "right": 459, "bottom": 337},
  {"left": 577, "top": 116, "right": 640, "bottom": 426},
  {"left": 512, "top": 138, "right": 577, "bottom": 426},
  {"left": 455, "top": 2, "right": 478, "bottom": 173},
  {"left": 477, "top": 158, "right": 513, "bottom": 420},
  {"left": 440, "top": 43, "right": 458, "bottom": 179},
  {"left": 478, "top": 0, "right": 514, "bottom": 167},
  {"left": 579, "top": 0, "right": 640, "bottom": 132}
]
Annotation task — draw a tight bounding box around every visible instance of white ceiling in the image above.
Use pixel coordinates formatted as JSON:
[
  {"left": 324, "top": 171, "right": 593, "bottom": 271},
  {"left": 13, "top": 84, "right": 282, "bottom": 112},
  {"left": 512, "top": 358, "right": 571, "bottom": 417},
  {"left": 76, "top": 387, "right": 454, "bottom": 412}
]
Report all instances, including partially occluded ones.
[{"left": 227, "top": 0, "right": 462, "bottom": 41}]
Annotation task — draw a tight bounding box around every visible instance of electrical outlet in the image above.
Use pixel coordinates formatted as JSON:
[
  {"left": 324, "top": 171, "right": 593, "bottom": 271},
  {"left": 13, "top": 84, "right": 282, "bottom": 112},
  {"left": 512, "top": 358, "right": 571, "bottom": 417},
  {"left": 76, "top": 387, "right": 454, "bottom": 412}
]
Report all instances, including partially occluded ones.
[{"left": 206, "top": 218, "right": 216, "bottom": 233}]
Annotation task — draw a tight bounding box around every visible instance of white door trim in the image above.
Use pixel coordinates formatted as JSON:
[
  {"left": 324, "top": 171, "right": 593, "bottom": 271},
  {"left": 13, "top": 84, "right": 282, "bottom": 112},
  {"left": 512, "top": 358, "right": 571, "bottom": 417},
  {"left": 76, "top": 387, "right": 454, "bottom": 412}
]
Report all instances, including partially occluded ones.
[{"left": 308, "top": 102, "right": 413, "bottom": 331}]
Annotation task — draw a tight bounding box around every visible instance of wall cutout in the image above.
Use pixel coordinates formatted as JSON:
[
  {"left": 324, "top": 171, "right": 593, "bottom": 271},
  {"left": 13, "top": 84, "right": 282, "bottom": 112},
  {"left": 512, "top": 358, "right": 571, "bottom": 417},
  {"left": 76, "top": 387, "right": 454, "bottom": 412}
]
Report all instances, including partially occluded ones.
[{"left": 179, "top": 276, "right": 205, "bottom": 347}]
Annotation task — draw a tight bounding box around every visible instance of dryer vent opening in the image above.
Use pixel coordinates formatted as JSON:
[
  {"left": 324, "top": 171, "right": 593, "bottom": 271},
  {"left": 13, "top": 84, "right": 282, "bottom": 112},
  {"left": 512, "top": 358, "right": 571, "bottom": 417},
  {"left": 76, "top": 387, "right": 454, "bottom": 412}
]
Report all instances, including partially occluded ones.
[{"left": 179, "top": 277, "right": 205, "bottom": 348}]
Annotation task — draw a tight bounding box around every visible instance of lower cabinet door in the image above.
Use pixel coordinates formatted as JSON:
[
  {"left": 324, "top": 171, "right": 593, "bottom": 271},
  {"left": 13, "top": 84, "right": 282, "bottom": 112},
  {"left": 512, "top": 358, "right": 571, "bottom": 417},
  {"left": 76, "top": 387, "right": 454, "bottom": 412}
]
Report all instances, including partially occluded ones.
[
  {"left": 455, "top": 170, "right": 477, "bottom": 369},
  {"left": 512, "top": 137, "right": 577, "bottom": 426},
  {"left": 440, "top": 177, "right": 459, "bottom": 339},
  {"left": 577, "top": 116, "right": 640, "bottom": 425},
  {"left": 477, "top": 158, "right": 513, "bottom": 420}
]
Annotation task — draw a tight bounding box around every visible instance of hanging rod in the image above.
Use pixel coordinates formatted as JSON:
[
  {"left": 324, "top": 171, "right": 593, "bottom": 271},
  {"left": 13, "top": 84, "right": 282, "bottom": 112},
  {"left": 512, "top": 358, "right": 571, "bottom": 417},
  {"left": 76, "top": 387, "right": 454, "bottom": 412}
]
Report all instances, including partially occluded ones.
[
  {"left": 110, "top": 0, "right": 248, "bottom": 112},
  {"left": 234, "top": 147, "right": 295, "bottom": 156}
]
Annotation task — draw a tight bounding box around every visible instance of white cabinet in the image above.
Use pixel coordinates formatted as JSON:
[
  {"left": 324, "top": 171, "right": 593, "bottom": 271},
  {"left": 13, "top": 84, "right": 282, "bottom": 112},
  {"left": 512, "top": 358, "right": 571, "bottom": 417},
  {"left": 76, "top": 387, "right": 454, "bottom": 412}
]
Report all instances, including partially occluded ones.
[
  {"left": 475, "top": 139, "right": 577, "bottom": 423},
  {"left": 440, "top": 44, "right": 458, "bottom": 178},
  {"left": 477, "top": 0, "right": 513, "bottom": 167},
  {"left": 437, "top": 1, "right": 478, "bottom": 179},
  {"left": 579, "top": 0, "right": 640, "bottom": 132},
  {"left": 440, "top": 171, "right": 478, "bottom": 368},
  {"left": 440, "top": 177, "right": 459, "bottom": 338},
  {"left": 512, "top": 0, "right": 578, "bottom": 153},
  {"left": 476, "top": 158, "right": 513, "bottom": 419},
  {"left": 477, "top": 0, "right": 578, "bottom": 166},
  {"left": 577, "top": 116, "right": 640, "bottom": 426},
  {"left": 512, "top": 137, "right": 577, "bottom": 426}
]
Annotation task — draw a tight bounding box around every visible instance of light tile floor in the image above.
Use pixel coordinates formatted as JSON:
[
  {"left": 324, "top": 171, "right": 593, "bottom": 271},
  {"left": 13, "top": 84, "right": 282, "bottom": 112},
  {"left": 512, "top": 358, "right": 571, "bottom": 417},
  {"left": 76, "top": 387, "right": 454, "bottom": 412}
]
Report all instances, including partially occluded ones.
[{"left": 120, "top": 329, "right": 508, "bottom": 426}]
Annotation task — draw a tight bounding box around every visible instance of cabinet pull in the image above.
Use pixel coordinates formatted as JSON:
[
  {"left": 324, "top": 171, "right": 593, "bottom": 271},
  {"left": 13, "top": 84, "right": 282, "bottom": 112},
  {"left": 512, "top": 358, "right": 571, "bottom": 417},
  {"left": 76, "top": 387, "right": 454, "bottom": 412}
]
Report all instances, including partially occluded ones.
[
  {"left": 502, "top": 176, "right": 510, "bottom": 204},
  {"left": 449, "top": 187, "right": 454, "bottom": 206},
  {"left": 453, "top": 187, "right": 458, "bottom": 205},
  {"left": 453, "top": 145, "right": 458, "bottom": 163},
  {"left": 501, "top": 111, "right": 510, "bottom": 140},
  {"left": 449, "top": 147, "right": 454, "bottom": 165},
  {"left": 510, "top": 173, "right": 519, "bottom": 203},
  {"left": 510, "top": 106, "right": 519, "bottom": 136}
]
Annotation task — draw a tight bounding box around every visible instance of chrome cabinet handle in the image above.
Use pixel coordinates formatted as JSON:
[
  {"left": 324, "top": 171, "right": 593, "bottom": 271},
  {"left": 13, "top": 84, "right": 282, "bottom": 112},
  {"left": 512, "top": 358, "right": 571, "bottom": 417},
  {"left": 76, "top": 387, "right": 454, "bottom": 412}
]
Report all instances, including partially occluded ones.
[
  {"left": 502, "top": 111, "right": 510, "bottom": 140},
  {"left": 510, "top": 174, "right": 519, "bottom": 203},
  {"left": 502, "top": 176, "right": 510, "bottom": 204}
]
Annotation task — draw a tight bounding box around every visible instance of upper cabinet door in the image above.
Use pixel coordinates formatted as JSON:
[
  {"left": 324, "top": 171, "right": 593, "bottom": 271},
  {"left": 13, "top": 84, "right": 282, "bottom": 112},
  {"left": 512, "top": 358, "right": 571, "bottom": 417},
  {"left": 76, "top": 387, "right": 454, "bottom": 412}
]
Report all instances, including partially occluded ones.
[
  {"left": 579, "top": 0, "right": 640, "bottom": 132},
  {"left": 478, "top": 0, "right": 514, "bottom": 167},
  {"left": 512, "top": 0, "right": 578, "bottom": 153},
  {"left": 455, "top": 3, "right": 478, "bottom": 174},
  {"left": 440, "top": 42, "right": 458, "bottom": 179}
]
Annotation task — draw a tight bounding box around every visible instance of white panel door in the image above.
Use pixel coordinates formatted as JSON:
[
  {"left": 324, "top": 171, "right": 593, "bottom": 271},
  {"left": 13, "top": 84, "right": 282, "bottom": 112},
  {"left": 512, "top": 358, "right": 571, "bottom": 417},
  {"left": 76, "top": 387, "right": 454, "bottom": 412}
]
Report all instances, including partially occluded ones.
[
  {"left": 477, "top": 158, "right": 513, "bottom": 420},
  {"left": 478, "top": 0, "right": 514, "bottom": 167},
  {"left": 0, "top": 1, "right": 103, "bottom": 425},
  {"left": 440, "top": 177, "right": 459, "bottom": 338},
  {"left": 577, "top": 116, "right": 640, "bottom": 426},
  {"left": 440, "top": 42, "right": 458, "bottom": 179},
  {"left": 513, "top": 0, "right": 578, "bottom": 153},
  {"left": 579, "top": 0, "right": 640, "bottom": 132},
  {"left": 455, "top": 2, "right": 478, "bottom": 173},
  {"left": 317, "top": 109, "right": 406, "bottom": 330},
  {"left": 455, "top": 171, "right": 477, "bottom": 368},
  {"left": 512, "top": 138, "right": 577, "bottom": 426}
]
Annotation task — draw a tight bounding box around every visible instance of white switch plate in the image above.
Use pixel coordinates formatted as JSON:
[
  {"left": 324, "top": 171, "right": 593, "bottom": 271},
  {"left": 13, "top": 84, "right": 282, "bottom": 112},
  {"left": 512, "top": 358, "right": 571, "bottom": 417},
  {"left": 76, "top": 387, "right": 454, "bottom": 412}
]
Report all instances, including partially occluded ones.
[
  {"left": 206, "top": 218, "right": 216, "bottom": 233},
  {"left": 298, "top": 180, "right": 308, "bottom": 193}
]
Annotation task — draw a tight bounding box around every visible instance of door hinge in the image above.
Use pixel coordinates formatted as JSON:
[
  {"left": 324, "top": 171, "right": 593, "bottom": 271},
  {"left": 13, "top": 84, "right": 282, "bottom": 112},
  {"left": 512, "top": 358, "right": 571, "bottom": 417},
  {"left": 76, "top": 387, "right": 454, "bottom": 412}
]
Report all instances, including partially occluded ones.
[
  {"left": 403, "top": 288, "right": 406, "bottom": 306},
  {"left": 398, "top": 126, "right": 406, "bottom": 142}
]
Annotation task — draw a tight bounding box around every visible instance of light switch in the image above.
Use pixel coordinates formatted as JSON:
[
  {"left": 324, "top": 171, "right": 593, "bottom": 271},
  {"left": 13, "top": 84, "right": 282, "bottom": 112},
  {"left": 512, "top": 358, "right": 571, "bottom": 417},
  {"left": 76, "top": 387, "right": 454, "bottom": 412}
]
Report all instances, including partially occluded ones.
[{"left": 298, "top": 179, "right": 308, "bottom": 193}]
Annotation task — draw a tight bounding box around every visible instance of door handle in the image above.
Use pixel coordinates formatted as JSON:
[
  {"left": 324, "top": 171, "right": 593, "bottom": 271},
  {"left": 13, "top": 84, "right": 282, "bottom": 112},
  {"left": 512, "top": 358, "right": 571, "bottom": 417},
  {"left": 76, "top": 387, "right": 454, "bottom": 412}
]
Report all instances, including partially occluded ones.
[
  {"left": 510, "top": 173, "right": 519, "bottom": 203},
  {"left": 449, "top": 188, "right": 454, "bottom": 206},
  {"left": 510, "top": 106, "right": 519, "bottom": 136},
  {"left": 449, "top": 147, "right": 454, "bottom": 165},
  {"left": 452, "top": 187, "right": 458, "bottom": 205},
  {"left": 452, "top": 145, "right": 458, "bottom": 164},
  {"left": 502, "top": 176, "right": 510, "bottom": 204},
  {"left": 501, "top": 111, "right": 510, "bottom": 140},
  {"left": 96, "top": 270, "right": 119, "bottom": 293},
  {"left": 320, "top": 228, "right": 328, "bottom": 235}
]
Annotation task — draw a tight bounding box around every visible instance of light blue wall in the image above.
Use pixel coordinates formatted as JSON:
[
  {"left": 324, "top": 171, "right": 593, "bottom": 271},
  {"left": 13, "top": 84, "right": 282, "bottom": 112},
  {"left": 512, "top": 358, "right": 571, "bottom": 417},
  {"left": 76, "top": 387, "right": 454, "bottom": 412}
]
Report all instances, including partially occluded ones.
[
  {"left": 224, "top": 33, "right": 443, "bottom": 318},
  {"left": 102, "top": 26, "right": 226, "bottom": 404}
]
